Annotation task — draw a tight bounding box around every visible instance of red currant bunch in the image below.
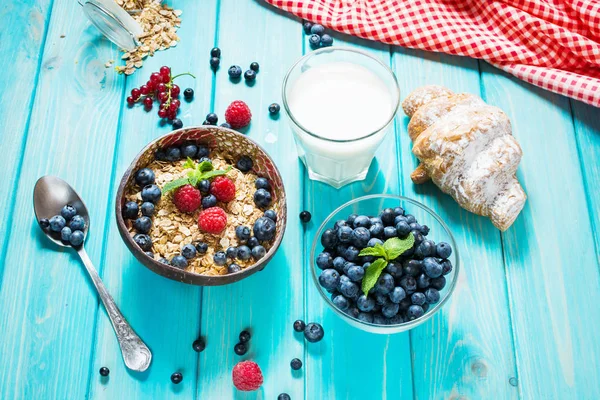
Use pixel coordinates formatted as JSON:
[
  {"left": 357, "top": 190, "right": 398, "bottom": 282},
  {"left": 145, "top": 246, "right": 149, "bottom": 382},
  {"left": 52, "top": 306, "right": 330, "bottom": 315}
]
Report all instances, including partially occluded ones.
[{"left": 126, "top": 66, "right": 195, "bottom": 121}]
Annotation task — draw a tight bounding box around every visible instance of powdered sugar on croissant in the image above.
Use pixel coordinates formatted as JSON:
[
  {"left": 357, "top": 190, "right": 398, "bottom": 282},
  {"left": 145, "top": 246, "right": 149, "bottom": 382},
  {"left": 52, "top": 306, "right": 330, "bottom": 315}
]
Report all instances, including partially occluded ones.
[{"left": 402, "top": 85, "right": 526, "bottom": 231}]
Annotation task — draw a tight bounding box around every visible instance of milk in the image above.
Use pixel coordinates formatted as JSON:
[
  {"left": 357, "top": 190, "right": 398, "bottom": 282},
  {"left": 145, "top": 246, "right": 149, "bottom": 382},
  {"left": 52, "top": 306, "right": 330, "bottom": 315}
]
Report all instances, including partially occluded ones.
[{"left": 286, "top": 61, "right": 397, "bottom": 188}]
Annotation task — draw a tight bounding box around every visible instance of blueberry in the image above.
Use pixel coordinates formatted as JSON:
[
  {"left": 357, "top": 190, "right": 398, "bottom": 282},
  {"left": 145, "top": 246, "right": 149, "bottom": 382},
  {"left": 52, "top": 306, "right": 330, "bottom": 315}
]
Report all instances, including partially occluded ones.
[
  {"left": 69, "top": 215, "right": 86, "bottom": 231},
  {"left": 182, "top": 244, "right": 197, "bottom": 259},
  {"left": 399, "top": 297, "right": 412, "bottom": 311},
  {"left": 228, "top": 65, "right": 242, "bottom": 79},
  {"left": 343, "top": 246, "right": 360, "bottom": 262},
  {"left": 320, "top": 34, "right": 333, "bottom": 47},
  {"left": 253, "top": 189, "right": 272, "bottom": 208},
  {"left": 420, "top": 225, "right": 430, "bottom": 236},
  {"left": 353, "top": 215, "right": 371, "bottom": 228},
  {"left": 293, "top": 320, "right": 306, "bottom": 332},
  {"left": 351, "top": 227, "right": 370, "bottom": 248},
  {"left": 375, "top": 292, "right": 390, "bottom": 306},
  {"left": 422, "top": 303, "right": 430, "bottom": 313},
  {"left": 316, "top": 252, "right": 333, "bottom": 270},
  {"left": 385, "top": 262, "right": 402, "bottom": 279},
  {"left": 165, "top": 147, "right": 181, "bottom": 161},
  {"left": 210, "top": 57, "right": 220, "bottom": 69},
  {"left": 171, "top": 372, "right": 183, "bottom": 384},
  {"left": 268, "top": 103, "right": 280, "bottom": 115},
  {"left": 235, "top": 226, "right": 251, "bottom": 242},
  {"left": 347, "top": 265, "right": 364, "bottom": 282},
  {"left": 237, "top": 245, "right": 251, "bottom": 261},
  {"left": 407, "top": 305, "right": 424, "bottom": 320},
  {"left": 234, "top": 156, "right": 253, "bottom": 174},
  {"left": 369, "top": 223, "right": 384, "bottom": 239},
  {"left": 61, "top": 204, "right": 77, "bottom": 221},
  {"left": 337, "top": 226, "right": 353, "bottom": 243},
  {"left": 441, "top": 259, "right": 453, "bottom": 275},
  {"left": 399, "top": 276, "right": 417, "bottom": 292},
  {"left": 253, "top": 217, "right": 276, "bottom": 241},
  {"left": 226, "top": 246, "right": 238, "bottom": 259},
  {"left": 205, "top": 113, "right": 218, "bottom": 125},
  {"left": 394, "top": 207, "right": 405, "bottom": 216},
  {"left": 346, "top": 307, "right": 360, "bottom": 318},
  {"left": 255, "top": 177, "right": 270, "bottom": 190},
  {"left": 213, "top": 251, "right": 227, "bottom": 266},
  {"left": 415, "top": 239, "right": 436, "bottom": 258},
  {"left": 357, "top": 295, "right": 375, "bottom": 312},
  {"left": 358, "top": 312, "right": 374, "bottom": 323},
  {"left": 248, "top": 61, "right": 259, "bottom": 72},
  {"left": 308, "top": 34, "right": 321, "bottom": 48},
  {"left": 181, "top": 144, "right": 198, "bottom": 158},
  {"left": 99, "top": 367, "right": 109, "bottom": 377},
  {"left": 39, "top": 218, "right": 50, "bottom": 230},
  {"left": 60, "top": 226, "right": 72, "bottom": 242},
  {"left": 411, "top": 292, "right": 426, "bottom": 306},
  {"left": 375, "top": 273, "right": 394, "bottom": 295},
  {"left": 332, "top": 257, "right": 346, "bottom": 272},
  {"left": 238, "top": 330, "right": 251, "bottom": 343},
  {"left": 141, "top": 202, "right": 155, "bottom": 217},
  {"left": 338, "top": 278, "right": 359, "bottom": 299},
  {"left": 192, "top": 338, "right": 206, "bottom": 352},
  {"left": 310, "top": 24, "right": 325, "bottom": 35},
  {"left": 430, "top": 276, "right": 446, "bottom": 290},
  {"left": 436, "top": 242, "right": 452, "bottom": 259},
  {"left": 171, "top": 255, "right": 188, "bottom": 268},
  {"left": 299, "top": 211, "right": 312, "bottom": 223},
  {"left": 195, "top": 242, "right": 208, "bottom": 254},
  {"left": 373, "top": 313, "right": 387, "bottom": 325},
  {"left": 412, "top": 232, "right": 424, "bottom": 247},
  {"left": 389, "top": 286, "right": 406, "bottom": 303},
  {"left": 264, "top": 210, "right": 277, "bottom": 222},
  {"left": 302, "top": 21, "right": 313, "bottom": 34},
  {"left": 343, "top": 261, "right": 356, "bottom": 275},
  {"left": 333, "top": 220, "right": 347, "bottom": 230},
  {"left": 49, "top": 215, "right": 66, "bottom": 232},
  {"left": 382, "top": 303, "right": 400, "bottom": 318},
  {"left": 210, "top": 47, "right": 221, "bottom": 58},
  {"left": 367, "top": 238, "right": 383, "bottom": 248},
  {"left": 141, "top": 184, "right": 161, "bottom": 203},
  {"left": 172, "top": 118, "right": 183, "bottom": 129},
  {"left": 233, "top": 342, "right": 247, "bottom": 356},
  {"left": 155, "top": 149, "right": 167, "bottom": 160},
  {"left": 423, "top": 257, "right": 443, "bottom": 278},
  {"left": 228, "top": 264, "right": 241, "bottom": 273},
  {"left": 370, "top": 217, "right": 383, "bottom": 226},
  {"left": 319, "top": 269, "right": 340, "bottom": 290},
  {"left": 402, "top": 259, "right": 422, "bottom": 277},
  {"left": 220, "top": 123, "right": 231, "bottom": 129},
  {"left": 380, "top": 208, "right": 395, "bottom": 226},
  {"left": 244, "top": 69, "right": 256, "bottom": 81},
  {"left": 409, "top": 223, "right": 421, "bottom": 232},
  {"left": 332, "top": 294, "right": 349, "bottom": 311},
  {"left": 196, "top": 146, "right": 210, "bottom": 159},
  {"left": 417, "top": 273, "right": 431, "bottom": 289},
  {"left": 395, "top": 221, "right": 411, "bottom": 237},
  {"left": 133, "top": 233, "right": 152, "bottom": 251},
  {"left": 202, "top": 194, "right": 217, "bottom": 209},
  {"left": 183, "top": 88, "right": 194, "bottom": 100},
  {"left": 384, "top": 226, "right": 397, "bottom": 239},
  {"left": 134, "top": 216, "right": 152, "bottom": 234},
  {"left": 247, "top": 237, "right": 260, "bottom": 248},
  {"left": 321, "top": 229, "right": 338, "bottom": 249},
  {"left": 387, "top": 314, "right": 405, "bottom": 325},
  {"left": 145, "top": 251, "right": 154, "bottom": 259},
  {"left": 252, "top": 246, "right": 266, "bottom": 260},
  {"left": 159, "top": 258, "right": 169, "bottom": 264},
  {"left": 405, "top": 214, "right": 416, "bottom": 224},
  {"left": 425, "top": 288, "right": 440, "bottom": 304},
  {"left": 304, "top": 323, "right": 324, "bottom": 343}
]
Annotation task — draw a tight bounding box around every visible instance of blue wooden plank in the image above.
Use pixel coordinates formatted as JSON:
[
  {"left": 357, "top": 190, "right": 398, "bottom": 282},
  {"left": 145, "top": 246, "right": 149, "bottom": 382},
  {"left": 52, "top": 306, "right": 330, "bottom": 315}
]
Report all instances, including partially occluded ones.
[
  {"left": 480, "top": 66, "right": 600, "bottom": 398},
  {"left": 0, "top": 0, "right": 52, "bottom": 276},
  {"left": 391, "top": 50, "right": 519, "bottom": 399},
  {"left": 302, "top": 37, "right": 414, "bottom": 399},
  {"left": 195, "top": 1, "right": 306, "bottom": 398},
  {"left": 0, "top": 0, "right": 124, "bottom": 398},
  {"left": 86, "top": 2, "right": 218, "bottom": 399}
]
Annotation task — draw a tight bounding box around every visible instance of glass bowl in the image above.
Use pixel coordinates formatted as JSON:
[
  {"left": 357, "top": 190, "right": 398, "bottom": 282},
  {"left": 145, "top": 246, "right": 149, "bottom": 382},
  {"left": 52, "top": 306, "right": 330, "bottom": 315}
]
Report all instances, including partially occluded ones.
[{"left": 310, "top": 194, "right": 459, "bottom": 334}]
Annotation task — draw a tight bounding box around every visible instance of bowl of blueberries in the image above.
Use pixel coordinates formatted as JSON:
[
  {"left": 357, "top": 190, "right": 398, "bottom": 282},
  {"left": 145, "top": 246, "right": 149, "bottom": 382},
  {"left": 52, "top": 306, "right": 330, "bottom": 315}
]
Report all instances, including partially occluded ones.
[{"left": 311, "top": 194, "right": 459, "bottom": 333}]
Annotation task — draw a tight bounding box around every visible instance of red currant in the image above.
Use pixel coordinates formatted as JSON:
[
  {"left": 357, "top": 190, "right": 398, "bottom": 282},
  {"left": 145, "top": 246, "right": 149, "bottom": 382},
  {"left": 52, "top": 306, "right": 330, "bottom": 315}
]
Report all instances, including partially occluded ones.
[
  {"left": 126, "top": 96, "right": 135, "bottom": 105},
  {"left": 143, "top": 97, "right": 153, "bottom": 109},
  {"left": 161, "top": 73, "right": 170, "bottom": 83},
  {"left": 146, "top": 80, "right": 155, "bottom": 90},
  {"left": 140, "top": 85, "right": 150, "bottom": 95},
  {"left": 158, "top": 108, "right": 167, "bottom": 118},
  {"left": 150, "top": 72, "right": 162, "bottom": 85},
  {"left": 158, "top": 91, "right": 169, "bottom": 103},
  {"left": 160, "top": 65, "right": 170, "bottom": 75},
  {"left": 171, "top": 85, "right": 180, "bottom": 97},
  {"left": 131, "top": 88, "right": 141, "bottom": 100},
  {"left": 169, "top": 102, "right": 179, "bottom": 113},
  {"left": 167, "top": 110, "right": 176, "bottom": 120},
  {"left": 157, "top": 83, "right": 167, "bottom": 93},
  {"left": 171, "top": 99, "right": 181, "bottom": 109}
]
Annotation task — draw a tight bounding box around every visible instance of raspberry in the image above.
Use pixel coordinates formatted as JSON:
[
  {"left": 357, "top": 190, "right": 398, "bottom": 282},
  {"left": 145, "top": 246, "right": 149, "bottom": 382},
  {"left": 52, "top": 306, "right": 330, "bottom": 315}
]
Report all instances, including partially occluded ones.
[
  {"left": 173, "top": 184, "right": 201, "bottom": 213},
  {"left": 198, "top": 207, "right": 227, "bottom": 234},
  {"left": 210, "top": 176, "right": 236, "bottom": 202},
  {"left": 224, "top": 100, "right": 252, "bottom": 129},
  {"left": 232, "top": 361, "right": 263, "bottom": 391}
]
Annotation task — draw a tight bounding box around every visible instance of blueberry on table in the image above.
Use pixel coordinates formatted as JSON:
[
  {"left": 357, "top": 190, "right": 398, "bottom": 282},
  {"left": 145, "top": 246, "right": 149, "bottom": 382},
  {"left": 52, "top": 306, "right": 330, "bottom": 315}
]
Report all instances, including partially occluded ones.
[
  {"left": 237, "top": 245, "right": 251, "bottom": 261},
  {"left": 140, "top": 202, "right": 154, "bottom": 217},
  {"left": 290, "top": 358, "right": 302, "bottom": 370},
  {"left": 171, "top": 372, "right": 183, "bottom": 384},
  {"left": 61, "top": 204, "right": 77, "bottom": 221},
  {"left": 172, "top": 118, "right": 183, "bottom": 130},
  {"left": 181, "top": 244, "right": 197, "bottom": 259},
  {"left": 49, "top": 215, "right": 66, "bottom": 232},
  {"left": 302, "top": 21, "right": 313, "bottom": 33},
  {"left": 234, "top": 342, "right": 248, "bottom": 355},
  {"left": 135, "top": 168, "right": 155, "bottom": 186},
  {"left": 141, "top": 184, "right": 161, "bottom": 203},
  {"left": 244, "top": 70, "right": 256, "bottom": 81},
  {"left": 320, "top": 34, "right": 333, "bottom": 47},
  {"left": 304, "top": 322, "right": 324, "bottom": 343},
  {"left": 264, "top": 209, "right": 277, "bottom": 222},
  {"left": 268, "top": 103, "right": 280, "bottom": 115},
  {"left": 279, "top": 393, "right": 291, "bottom": 400},
  {"left": 299, "top": 211, "right": 311, "bottom": 223},
  {"left": 210, "top": 57, "right": 220, "bottom": 69},
  {"left": 310, "top": 24, "right": 325, "bottom": 35},
  {"left": 210, "top": 47, "right": 221, "bottom": 58},
  {"left": 228, "top": 65, "right": 242, "bottom": 79},
  {"left": 134, "top": 216, "right": 152, "bottom": 234},
  {"left": 171, "top": 255, "right": 188, "bottom": 269},
  {"left": 250, "top": 62, "right": 259, "bottom": 72},
  {"left": 192, "top": 338, "right": 206, "bottom": 352},
  {"left": 206, "top": 113, "right": 218, "bottom": 124},
  {"left": 308, "top": 34, "right": 321, "bottom": 48},
  {"left": 318, "top": 269, "right": 340, "bottom": 291},
  {"left": 293, "top": 320, "right": 306, "bottom": 332},
  {"left": 183, "top": 88, "right": 194, "bottom": 100},
  {"left": 181, "top": 144, "right": 198, "bottom": 158},
  {"left": 239, "top": 330, "right": 251, "bottom": 343},
  {"left": 69, "top": 230, "right": 84, "bottom": 247},
  {"left": 99, "top": 367, "right": 109, "bottom": 377},
  {"left": 134, "top": 233, "right": 152, "bottom": 251}
]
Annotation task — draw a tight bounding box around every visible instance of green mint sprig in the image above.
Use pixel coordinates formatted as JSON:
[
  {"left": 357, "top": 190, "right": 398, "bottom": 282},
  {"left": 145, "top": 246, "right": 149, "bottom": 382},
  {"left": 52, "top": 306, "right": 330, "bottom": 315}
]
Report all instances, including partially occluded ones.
[
  {"left": 162, "top": 157, "right": 231, "bottom": 194},
  {"left": 359, "top": 234, "right": 415, "bottom": 296}
]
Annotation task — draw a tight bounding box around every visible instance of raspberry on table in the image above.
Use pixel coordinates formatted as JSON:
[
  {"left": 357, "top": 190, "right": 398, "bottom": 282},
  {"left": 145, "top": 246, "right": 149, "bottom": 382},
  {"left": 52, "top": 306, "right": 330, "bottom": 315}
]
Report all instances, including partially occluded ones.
[
  {"left": 225, "top": 100, "right": 252, "bottom": 129},
  {"left": 232, "top": 361, "right": 263, "bottom": 391},
  {"left": 173, "top": 184, "right": 202, "bottom": 213},
  {"left": 198, "top": 207, "right": 227, "bottom": 234},
  {"left": 210, "top": 176, "right": 236, "bottom": 202}
]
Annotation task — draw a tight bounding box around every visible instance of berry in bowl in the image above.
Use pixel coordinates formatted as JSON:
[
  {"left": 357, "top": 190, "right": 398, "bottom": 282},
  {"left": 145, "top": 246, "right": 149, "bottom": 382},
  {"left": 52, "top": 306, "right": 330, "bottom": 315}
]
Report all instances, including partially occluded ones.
[
  {"left": 116, "top": 126, "right": 286, "bottom": 286},
  {"left": 310, "top": 195, "right": 459, "bottom": 333}
]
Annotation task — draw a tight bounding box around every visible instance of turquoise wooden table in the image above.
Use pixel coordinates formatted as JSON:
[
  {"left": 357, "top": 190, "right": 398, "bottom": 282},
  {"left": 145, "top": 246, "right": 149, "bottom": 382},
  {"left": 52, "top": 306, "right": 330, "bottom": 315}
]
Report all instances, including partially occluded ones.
[{"left": 1, "top": 0, "right": 600, "bottom": 399}]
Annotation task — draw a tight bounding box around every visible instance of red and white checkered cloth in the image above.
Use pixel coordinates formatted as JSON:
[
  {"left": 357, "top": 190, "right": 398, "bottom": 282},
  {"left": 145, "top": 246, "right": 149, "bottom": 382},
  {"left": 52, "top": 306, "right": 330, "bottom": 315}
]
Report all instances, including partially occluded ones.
[{"left": 266, "top": 0, "right": 600, "bottom": 107}]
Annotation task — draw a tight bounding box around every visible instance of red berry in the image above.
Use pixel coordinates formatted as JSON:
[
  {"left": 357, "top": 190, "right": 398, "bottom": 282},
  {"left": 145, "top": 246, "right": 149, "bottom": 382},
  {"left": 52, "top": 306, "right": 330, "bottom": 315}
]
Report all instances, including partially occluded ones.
[
  {"left": 158, "top": 109, "right": 167, "bottom": 118},
  {"left": 158, "top": 91, "right": 169, "bottom": 103},
  {"left": 173, "top": 184, "right": 202, "bottom": 213},
  {"left": 150, "top": 72, "right": 162, "bottom": 85},
  {"left": 156, "top": 83, "right": 166, "bottom": 93},
  {"left": 146, "top": 80, "right": 155, "bottom": 90},
  {"left": 198, "top": 207, "right": 227, "bottom": 234},
  {"left": 224, "top": 100, "right": 252, "bottom": 129},
  {"left": 167, "top": 110, "right": 177, "bottom": 120},
  {"left": 161, "top": 73, "right": 171, "bottom": 83},
  {"left": 126, "top": 96, "right": 135, "bottom": 105},
  {"left": 159, "top": 66, "right": 171, "bottom": 77},
  {"left": 143, "top": 97, "right": 153, "bottom": 109},
  {"left": 210, "top": 176, "right": 236, "bottom": 202},
  {"left": 171, "top": 85, "right": 180, "bottom": 97},
  {"left": 131, "top": 88, "right": 141, "bottom": 100},
  {"left": 172, "top": 99, "right": 181, "bottom": 109},
  {"left": 169, "top": 102, "right": 179, "bottom": 113},
  {"left": 140, "top": 84, "right": 150, "bottom": 95},
  {"left": 232, "top": 361, "right": 263, "bottom": 392}
]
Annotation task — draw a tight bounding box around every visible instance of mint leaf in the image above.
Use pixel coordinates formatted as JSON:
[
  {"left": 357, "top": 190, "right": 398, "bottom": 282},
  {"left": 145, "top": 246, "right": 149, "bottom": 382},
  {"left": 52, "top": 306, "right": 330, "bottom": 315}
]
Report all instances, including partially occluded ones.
[
  {"left": 189, "top": 175, "right": 199, "bottom": 187},
  {"left": 383, "top": 234, "right": 415, "bottom": 261},
  {"left": 183, "top": 157, "right": 196, "bottom": 170},
  {"left": 361, "top": 258, "right": 388, "bottom": 296},
  {"left": 197, "top": 161, "right": 214, "bottom": 173},
  {"left": 162, "top": 177, "right": 190, "bottom": 194},
  {"left": 198, "top": 166, "right": 231, "bottom": 181},
  {"left": 359, "top": 245, "right": 387, "bottom": 257}
]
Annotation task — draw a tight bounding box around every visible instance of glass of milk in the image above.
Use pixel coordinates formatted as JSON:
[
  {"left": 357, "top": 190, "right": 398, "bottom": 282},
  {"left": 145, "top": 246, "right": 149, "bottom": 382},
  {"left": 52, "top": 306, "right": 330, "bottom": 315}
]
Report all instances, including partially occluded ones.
[{"left": 282, "top": 47, "right": 400, "bottom": 188}]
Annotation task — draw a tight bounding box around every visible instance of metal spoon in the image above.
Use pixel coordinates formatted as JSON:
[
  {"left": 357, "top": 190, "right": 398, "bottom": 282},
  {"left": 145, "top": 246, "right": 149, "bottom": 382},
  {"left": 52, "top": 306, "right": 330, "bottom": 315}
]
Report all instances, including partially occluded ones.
[{"left": 33, "top": 175, "right": 152, "bottom": 372}]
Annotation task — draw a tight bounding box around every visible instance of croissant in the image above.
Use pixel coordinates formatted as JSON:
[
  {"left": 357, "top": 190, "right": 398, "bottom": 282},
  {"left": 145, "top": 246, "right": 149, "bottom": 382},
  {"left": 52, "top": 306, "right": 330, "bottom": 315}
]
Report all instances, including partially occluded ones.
[{"left": 402, "top": 85, "right": 526, "bottom": 231}]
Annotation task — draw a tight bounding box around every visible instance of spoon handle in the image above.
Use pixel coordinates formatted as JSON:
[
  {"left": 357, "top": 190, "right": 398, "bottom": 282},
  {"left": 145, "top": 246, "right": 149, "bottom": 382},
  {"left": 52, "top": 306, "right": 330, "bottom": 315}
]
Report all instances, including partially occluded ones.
[{"left": 77, "top": 247, "right": 152, "bottom": 372}]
